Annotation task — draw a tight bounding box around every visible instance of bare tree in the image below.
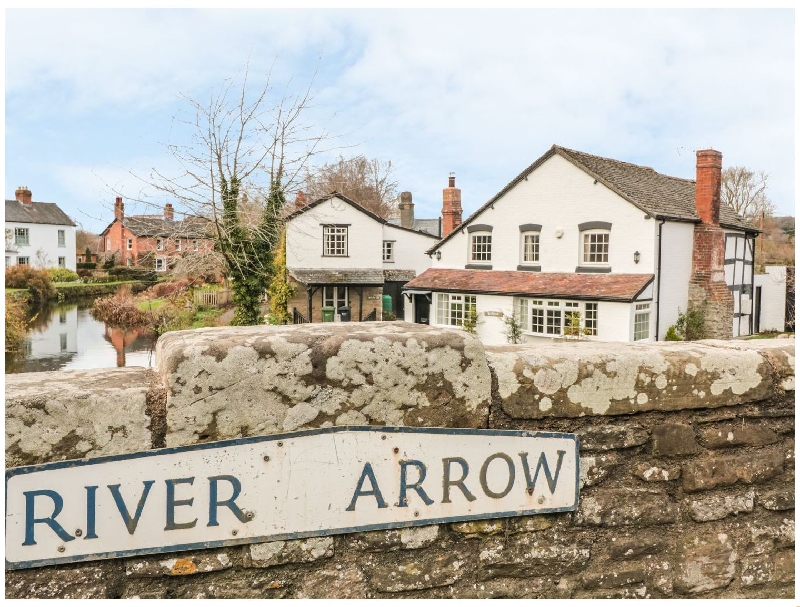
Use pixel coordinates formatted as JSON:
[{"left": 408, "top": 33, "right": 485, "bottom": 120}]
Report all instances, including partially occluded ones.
[
  {"left": 141, "top": 62, "right": 334, "bottom": 324},
  {"left": 721, "top": 166, "right": 776, "bottom": 221},
  {"left": 301, "top": 155, "right": 399, "bottom": 218}
]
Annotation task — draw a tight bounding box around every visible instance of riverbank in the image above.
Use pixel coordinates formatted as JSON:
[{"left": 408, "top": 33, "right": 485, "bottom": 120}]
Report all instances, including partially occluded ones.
[{"left": 5, "top": 281, "right": 151, "bottom": 303}]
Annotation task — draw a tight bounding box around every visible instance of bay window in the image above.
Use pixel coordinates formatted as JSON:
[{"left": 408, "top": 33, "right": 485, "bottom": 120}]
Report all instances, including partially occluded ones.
[{"left": 436, "top": 293, "right": 476, "bottom": 327}]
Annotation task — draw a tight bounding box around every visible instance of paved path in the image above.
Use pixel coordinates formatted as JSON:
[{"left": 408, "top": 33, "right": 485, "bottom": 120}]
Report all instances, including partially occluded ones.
[{"left": 215, "top": 303, "right": 271, "bottom": 326}]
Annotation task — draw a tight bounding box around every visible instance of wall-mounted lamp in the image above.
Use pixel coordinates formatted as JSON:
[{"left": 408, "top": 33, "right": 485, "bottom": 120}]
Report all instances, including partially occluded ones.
[
  {"left": 633, "top": 251, "right": 641, "bottom": 264},
  {"left": 435, "top": 251, "right": 442, "bottom": 261}
]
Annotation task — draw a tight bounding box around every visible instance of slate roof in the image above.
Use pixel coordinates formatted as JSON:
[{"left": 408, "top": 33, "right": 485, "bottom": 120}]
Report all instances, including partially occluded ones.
[
  {"left": 403, "top": 269, "right": 654, "bottom": 302},
  {"left": 428, "top": 144, "right": 758, "bottom": 253},
  {"left": 5, "top": 199, "right": 76, "bottom": 226},
  {"left": 287, "top": 192, "right": 440, "bottom": 239},
  {"left": 102, "top": 215, "right": 212, "bottom": 238},
  {"left": 289, "top": 268, "right": 386, "bottom": 286},
  {"left": 387, "top": 217, "right": 442, "bottom": 237}
]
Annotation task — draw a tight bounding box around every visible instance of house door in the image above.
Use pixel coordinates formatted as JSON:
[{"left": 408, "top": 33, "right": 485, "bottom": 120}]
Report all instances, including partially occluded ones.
[
  {"left": 323, "top": 286, "right": 349, "bottom": 310},
  {"left": 413, "top": 294, "right": 430, "bottom": 325},
  {"left": 754, "top": 286, "right": 762, "bottom": 334}
]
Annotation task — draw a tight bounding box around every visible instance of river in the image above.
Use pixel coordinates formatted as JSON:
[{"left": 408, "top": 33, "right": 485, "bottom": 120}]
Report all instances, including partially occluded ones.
[{"left": 5, "top": 299, "right": 157, "bottom": 374}]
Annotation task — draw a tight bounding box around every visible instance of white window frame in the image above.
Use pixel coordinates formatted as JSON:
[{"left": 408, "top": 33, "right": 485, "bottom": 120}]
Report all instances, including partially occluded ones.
[
  {"left": 17, "top": 256, "right": 29, "bottom": 266},
  {"left": 634, "top": 303, "right": 651, "bottom": 341},
  {"left": 193, "top": 239, "right": 199, "bottom": 252},
  {"left": 323, "top": 286, "right": 349, "bottom": 310},
  {"left": 156, "top": 238, "right": 163, "bottom": 251},
  {"left": 323, "top": 225, "right": 348, "bottom": 257},
  {"left": 581, "top": 230, "right": 610, "bottom": 265},
  {"left": 127, "top": 238, "right": 133, "bottom": 251},
  {"left": 435, "top": 293, "right": 476, "bottom": 327},
  {"left": 382, "top": 240, "right": 394, "bottom": 262},
  {"left": 126, "top": 257, "right": 134, "bottom": 267},
  {"left": 106, "top": 237, "right": 111, "bottom": 251},
  {"left": 470, "top": 234, "right": 492, "bottom": 263},
  {"left": 514, "top": 298, "right": 598, "bottom": 337},
  {"left": 58, "top": 256, "right": 66, "bottom": 268},
  {"left": 521, "top": 232, "right": 540, "bottom": 264},
  {"left": 14, "top": 228, "right": 29, "bottom": 246},
  {"left": 58, "top": 230, "right": 66, "bottom": 247},
  {"left": 175, "top": 239, "right": 181, "bottom": 252},
  {"left": 155, "top": 257, "right": 166, "bottom": 272}
]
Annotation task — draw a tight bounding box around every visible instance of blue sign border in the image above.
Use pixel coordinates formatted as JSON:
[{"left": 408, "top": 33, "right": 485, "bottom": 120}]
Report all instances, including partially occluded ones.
[{"left": 6, "top": 426, "right": 581, "bottom": 570}]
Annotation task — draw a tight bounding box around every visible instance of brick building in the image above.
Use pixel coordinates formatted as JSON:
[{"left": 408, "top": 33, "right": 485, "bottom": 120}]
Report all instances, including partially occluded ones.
[{"left": 99, "top": 198, "right": 214, "bottom": 272}]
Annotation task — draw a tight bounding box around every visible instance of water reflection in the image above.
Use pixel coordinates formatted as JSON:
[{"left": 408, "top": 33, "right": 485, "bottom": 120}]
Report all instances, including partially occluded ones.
[{"left": 6, "top": 300, "right": 156, "bottom": 373}]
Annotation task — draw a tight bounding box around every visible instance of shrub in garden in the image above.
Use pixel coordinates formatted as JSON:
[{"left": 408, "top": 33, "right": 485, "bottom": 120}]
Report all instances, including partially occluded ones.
[
  {"left": 48, "top": 268, "right": 81, "bottom": 283},
  {"left": 5, "top": 294, "right": 28, "bottom": 352},
  {"left": 5, "top": 266, "right": 56, "bottom": 302}
]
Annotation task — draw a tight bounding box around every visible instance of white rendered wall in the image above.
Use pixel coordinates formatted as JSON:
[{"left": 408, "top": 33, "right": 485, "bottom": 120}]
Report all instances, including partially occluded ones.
[
  {"left": 432, "top": 154, "right": 656, "bottom": 275},
  {"left": 382, "top": 224, "right": 437, "bottom": 275},
  {"left": 286, "top": 199, "right": 383, "bottom": 269},
  {"left": 6, "top": 222, "right": 76, "bottom": 271},
  {"left": 655, "top": 221, "right": 694, "bottom": 339},
  {"left": 754, "top": 266, "right": 788, "bottom": 332}
]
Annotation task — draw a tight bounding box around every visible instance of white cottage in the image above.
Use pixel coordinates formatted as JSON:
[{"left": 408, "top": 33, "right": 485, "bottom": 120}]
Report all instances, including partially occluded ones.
[
  {"left": 5, "top": 187, "right": 77, "bottom": 271},
  {"left": 285, "top": 192, "right": 439, "bottom": 323},
  {"left": 403, "top": 146, "right": 758, "bottom": 344}
]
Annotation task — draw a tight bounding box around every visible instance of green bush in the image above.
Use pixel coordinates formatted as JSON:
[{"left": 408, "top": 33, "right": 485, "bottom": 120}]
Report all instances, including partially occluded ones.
[
  {"left": 664, "top": 325, "right": 683, "bottom": 341},
  {"left": 107, "top": 266, "right": 157, "bottom": 282},
  {"left": 5, "top": 266, "right": 56, "bottom": 302},
  {"left": 675, "top": 307, "right": 705, "bottom": 341},
  {"left": 77, "top": 262, "right": 97, "bottom": 270},
  {"left": 103, "top": 254, "right": 116, "bottom": 269},
  {"left": 48, "top": 268, "right": 81, "bottom": 283}
]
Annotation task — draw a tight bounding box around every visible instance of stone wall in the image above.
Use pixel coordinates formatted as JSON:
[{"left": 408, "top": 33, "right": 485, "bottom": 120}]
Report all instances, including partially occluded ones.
[{"left": 5, "top": 323, "right": 794, "bottom": 599}]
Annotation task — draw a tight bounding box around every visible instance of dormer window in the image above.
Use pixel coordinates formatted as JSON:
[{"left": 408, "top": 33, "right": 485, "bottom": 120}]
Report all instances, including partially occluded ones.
[{"left": 466, "top": 224, "right": 493, "bottom": 268}]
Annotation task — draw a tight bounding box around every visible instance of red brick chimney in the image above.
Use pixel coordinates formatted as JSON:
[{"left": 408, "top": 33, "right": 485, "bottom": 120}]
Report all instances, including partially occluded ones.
[
  {"left": 114, "top": 197, "right": 125, "bottom": 221},
  {"left": 164, "top": 203, "right": 174, "bottom": 221},
  {"left": 687, "top": 149, "right": 733, "bottom": 339},
  {"left": 442, "top": 173, "right": 462, "bottom": 237},
  {"left": 15, "top": 187, "right": 32, "bottom": 205},
  {"left": 294, "top": 190, "right": 307, "bottom": 210}
]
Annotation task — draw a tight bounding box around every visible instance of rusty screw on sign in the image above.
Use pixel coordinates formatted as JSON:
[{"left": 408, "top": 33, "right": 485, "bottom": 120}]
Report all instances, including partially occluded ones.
[
  {"left": 381, "top": 435, "right": 387, "bottom": 440},
  {"left": 57, "top": 546, "right": 66, "bottom": 553},
  {"left": 277, "top": 442, "right": 283, "bottom": 447},
  {"left": 263, "top": 455, "right": 270, "bottom": 462},
  {"left": 246, "top": 512, "right": 255, "bottom": 521},
  {"left": 414, "top": 511, "right": 420, "bottom": 517},
  {"left": 75, "top": 529, "right": 83, "bottom": 537},
  {"left": 393, "top": 447, "right": 399, "bottom": 454},
  {"left": 232, "top": 530, "right": 238, "bottom": 537}
]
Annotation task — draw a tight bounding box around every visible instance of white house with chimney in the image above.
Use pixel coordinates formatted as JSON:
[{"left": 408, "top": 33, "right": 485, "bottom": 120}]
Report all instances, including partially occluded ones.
[
  {"left": 5, "top": 187, "right": 77, "bottom": 271},
  {"left": 284, "top": 192, "right": 439, "bottom": 323},
  {"left": 402, "top": 146, "right": 758, "bottom": 345}
]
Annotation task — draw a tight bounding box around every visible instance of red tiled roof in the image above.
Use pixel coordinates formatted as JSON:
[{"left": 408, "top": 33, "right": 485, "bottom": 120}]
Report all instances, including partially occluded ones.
[{"left": 403, "top": 269, "right": 654, "bottom": 302}]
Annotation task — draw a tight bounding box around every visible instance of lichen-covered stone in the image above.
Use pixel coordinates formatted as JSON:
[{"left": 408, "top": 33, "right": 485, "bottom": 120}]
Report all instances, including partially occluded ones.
[
  {"left": 245, "top": 537, "right": 333, "bottom": 568},
  {"left": 582, "top": 564, "right": 646, "bottom": 589},
  {"left": 758, "top": 488, "right": 795, "bottom": 511},
  {"left": 703, "top": 339, "right": 794, "bottom": 393},
  {"left": 577, "top": 488, "right": 677, "bottom": 527},
  {"left": 651, "top": 423, "right": 699, "bottom": 456},
  {"left": 5, "top": 368, "right": 152, "bottom": 467},
  {"left": 487, "top": 341, "right": 778, "bottom": 419},
  {"left": 686, "top": 490, "right": 754, "bottom": 522},
  {"left": 507, "top": 514, "right": 555, "bottom": 534},
  {"left": 580, "top": 454, "right": 617, "bottom": 487},
  {"left": 125, "top": 551, "right": 232, "bottom": 577},
  {"left": 609, "top": 534, "right": 671, "bottom": 560},
  {"left": 400, "top": 525, "right": 440, "bottom": 549},
  {"left": 674, "top": 529, "right": 736, "bottom": 594},
  {"left": 745, "top": 515, "right": 795, "bottom": 556},
  {"left": 449, "top": 520, "right": 504, "bottom": 537},
  {"left": 740, "top": 554, "right": 773, "bottom": 586},
  {"left": 157, "top": 323, "right": 491, "bottom": 446},
  {"left": 682, "top": 449, "right": 784, "bottom": 492},
  {"left": 294, "top": 563, "right": 368, "bottom": 598},
  {"left": 576, "top": 424, "right": 648, "bottom": 451},
  {"left": 6, "top": 562, "right": 123, "bottom": 599},
  {"left": 698, "top": 423, "right": 779, "bottom": 449},
  {"left": 632, "top": 462, "right": 681, "bottom": 482},
  {"left": 478, "top": 534, "right": 591, "bottom": 580},
  {"left": 365, "top": 548, "right": 469, "bottom": 592}
]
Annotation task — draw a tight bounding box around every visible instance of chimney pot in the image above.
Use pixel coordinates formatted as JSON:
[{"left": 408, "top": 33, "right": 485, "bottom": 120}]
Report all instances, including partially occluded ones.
[
  {"left": 15, "top": 187, "right": 32, "bottom": 205},
  {"left": 164, "top": 203, "right": 174, "bottom": 221}
]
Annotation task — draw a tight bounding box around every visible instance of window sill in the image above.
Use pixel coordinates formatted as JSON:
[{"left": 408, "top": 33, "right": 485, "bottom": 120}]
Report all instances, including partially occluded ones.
[
  {"left": 465, "top": 263, "right": 492, "bottom": 270},
  {"left": 575, "top": 265, "right": 611, "bottom": 273},
  {"left": 516, "top": 265, "right": 541, "bottom": 272},
  {"left": 322, "top": 255, "right": 350, "bottom": 258}
]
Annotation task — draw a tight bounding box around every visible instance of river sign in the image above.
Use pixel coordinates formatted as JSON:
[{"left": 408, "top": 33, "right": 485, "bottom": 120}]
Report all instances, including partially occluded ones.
[{"left": 6, "top": 426, "right": 580, "bottom": 570}]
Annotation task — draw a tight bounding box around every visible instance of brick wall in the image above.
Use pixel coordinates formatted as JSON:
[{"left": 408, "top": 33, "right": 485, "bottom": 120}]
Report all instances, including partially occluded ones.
[{"left": 5, "top": 325, "right": 794, "bottom": 598}]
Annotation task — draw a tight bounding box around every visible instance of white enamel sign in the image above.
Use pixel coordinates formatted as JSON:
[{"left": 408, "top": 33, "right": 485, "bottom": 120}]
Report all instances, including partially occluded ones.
[{"left": 6, "top": 427, "right": 580, "bottom": 570}]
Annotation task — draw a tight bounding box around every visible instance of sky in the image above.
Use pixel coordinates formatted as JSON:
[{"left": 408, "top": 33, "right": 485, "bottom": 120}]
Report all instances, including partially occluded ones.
[{"left": 5, "top": 8, "right": 796, "bottom": 234}]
